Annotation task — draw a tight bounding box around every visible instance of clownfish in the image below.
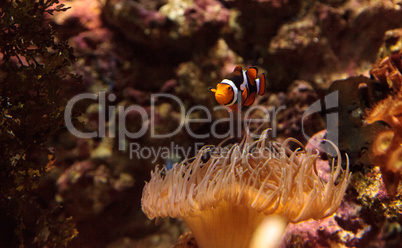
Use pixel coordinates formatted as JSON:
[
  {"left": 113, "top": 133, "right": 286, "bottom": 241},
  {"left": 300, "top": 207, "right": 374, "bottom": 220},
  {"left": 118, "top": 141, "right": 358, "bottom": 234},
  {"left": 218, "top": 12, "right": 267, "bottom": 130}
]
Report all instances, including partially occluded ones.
[{"left": 209, "top": 65, "right": 266, "bottom": 112}]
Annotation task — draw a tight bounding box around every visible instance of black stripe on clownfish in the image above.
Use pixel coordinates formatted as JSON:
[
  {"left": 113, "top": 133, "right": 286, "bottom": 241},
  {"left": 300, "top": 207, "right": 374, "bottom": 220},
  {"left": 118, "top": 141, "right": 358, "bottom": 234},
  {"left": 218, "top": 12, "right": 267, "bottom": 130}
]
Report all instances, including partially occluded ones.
[{"left": 209, "top": 65, "right": 266, "bottom": 112}]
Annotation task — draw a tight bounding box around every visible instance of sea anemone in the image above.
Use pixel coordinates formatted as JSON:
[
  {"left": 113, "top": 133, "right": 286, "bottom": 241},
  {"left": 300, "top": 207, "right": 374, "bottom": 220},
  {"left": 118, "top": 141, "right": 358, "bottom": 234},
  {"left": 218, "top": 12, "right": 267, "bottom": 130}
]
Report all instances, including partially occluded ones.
[{"left": 141, "top": 130, "right": 350, "bottom": 248}]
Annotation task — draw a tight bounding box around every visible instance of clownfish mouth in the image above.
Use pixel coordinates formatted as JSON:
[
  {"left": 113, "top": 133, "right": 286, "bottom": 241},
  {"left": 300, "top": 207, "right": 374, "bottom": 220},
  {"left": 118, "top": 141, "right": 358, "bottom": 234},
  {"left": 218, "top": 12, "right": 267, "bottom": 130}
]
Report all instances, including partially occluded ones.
[{"left": 215, "top": 94, "right": 233, "bottom": 105}]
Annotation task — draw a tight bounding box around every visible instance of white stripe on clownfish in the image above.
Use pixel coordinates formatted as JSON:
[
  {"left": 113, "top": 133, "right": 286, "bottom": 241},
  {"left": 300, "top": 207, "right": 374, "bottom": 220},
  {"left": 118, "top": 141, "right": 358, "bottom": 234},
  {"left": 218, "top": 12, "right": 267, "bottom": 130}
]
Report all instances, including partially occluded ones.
[
  {"left": 220, "top": 79, "right": 239, "bottom": 107},
  {"left": 224, "top": 69, "right": 250, "bottom": 107},
  {"left": 240, "top": 70, "right": 248, "bottom": 91},
  {"left": 255, "top": 78, "right": 261, "bottom": 95}
]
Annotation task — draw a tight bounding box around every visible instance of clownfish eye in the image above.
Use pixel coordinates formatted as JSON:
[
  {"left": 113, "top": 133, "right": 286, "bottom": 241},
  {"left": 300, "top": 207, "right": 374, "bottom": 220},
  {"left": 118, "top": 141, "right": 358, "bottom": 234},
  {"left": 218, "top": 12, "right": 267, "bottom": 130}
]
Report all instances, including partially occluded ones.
[{"left": 228, "top": 86, "right": 232, "bottom": 90}]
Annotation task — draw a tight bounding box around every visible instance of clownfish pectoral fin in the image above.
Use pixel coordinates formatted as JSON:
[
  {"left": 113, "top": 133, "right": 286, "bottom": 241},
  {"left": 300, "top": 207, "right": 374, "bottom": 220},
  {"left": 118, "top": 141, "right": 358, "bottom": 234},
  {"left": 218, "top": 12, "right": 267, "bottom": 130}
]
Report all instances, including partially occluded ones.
[
  {"left": 233, "top": 65, "right": 243, "bottom": 76},
  {"left": 228, "top": 104, "right": 240, "bottom": 112},
  {"left": 209, "top": 87, "right": 217, "bottom": 93},
  {"left": 244, "top": 92, "right": 256, "bottom": 106},
  {"left": 246, "top": 67, "right": 258, "bottom": 86},
  {"left": 257, "top": 73, "right": 266, "bottom": 95}
]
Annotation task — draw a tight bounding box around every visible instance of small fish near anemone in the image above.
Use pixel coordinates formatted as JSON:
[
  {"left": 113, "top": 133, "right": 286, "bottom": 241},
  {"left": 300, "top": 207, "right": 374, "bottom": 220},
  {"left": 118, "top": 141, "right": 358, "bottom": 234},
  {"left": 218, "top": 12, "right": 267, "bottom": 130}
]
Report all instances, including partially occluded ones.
[
  {"left": 209, "top": 65, "right": 266, "bottom": 112},
  {"left": 141, "top": 130, "right": 351, "bottom": 248}
]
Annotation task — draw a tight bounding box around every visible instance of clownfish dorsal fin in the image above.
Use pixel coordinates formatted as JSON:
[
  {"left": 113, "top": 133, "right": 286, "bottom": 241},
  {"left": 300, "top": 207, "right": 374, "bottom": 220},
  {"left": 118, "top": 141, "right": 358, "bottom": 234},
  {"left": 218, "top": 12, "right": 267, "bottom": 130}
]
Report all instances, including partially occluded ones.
[
  {"left": 233, "top": 65, "right": 243, "bottom": 76},
  {"left": 246, "top": 67, "right": 258, "bottom": 86}
]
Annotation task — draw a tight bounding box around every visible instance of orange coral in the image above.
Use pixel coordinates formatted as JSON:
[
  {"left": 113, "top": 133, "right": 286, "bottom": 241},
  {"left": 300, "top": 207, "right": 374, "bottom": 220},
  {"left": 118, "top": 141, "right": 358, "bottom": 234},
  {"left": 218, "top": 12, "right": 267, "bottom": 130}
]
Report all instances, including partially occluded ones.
[
  {"left": 366, "top": 50, "right": 402, "bottom": 195},
  {"left": 370, "top": 50, "right": 402, "bottom": 92}
]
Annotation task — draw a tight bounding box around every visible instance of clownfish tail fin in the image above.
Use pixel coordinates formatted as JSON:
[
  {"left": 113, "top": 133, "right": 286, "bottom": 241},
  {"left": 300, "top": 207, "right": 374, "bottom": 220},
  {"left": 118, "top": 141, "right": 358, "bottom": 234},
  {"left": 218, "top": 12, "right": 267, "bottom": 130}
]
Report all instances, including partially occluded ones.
[{"left": 257, "top": 73, "right": 266, "bottom": 95}]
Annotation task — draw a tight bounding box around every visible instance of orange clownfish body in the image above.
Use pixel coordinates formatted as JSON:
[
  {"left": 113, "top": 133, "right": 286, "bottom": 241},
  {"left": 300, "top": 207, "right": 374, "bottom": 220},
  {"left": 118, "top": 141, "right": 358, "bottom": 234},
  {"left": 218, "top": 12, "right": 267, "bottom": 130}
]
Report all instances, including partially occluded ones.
[{"left": 209, "top": 65, "right": 266, "bottom": 112}]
